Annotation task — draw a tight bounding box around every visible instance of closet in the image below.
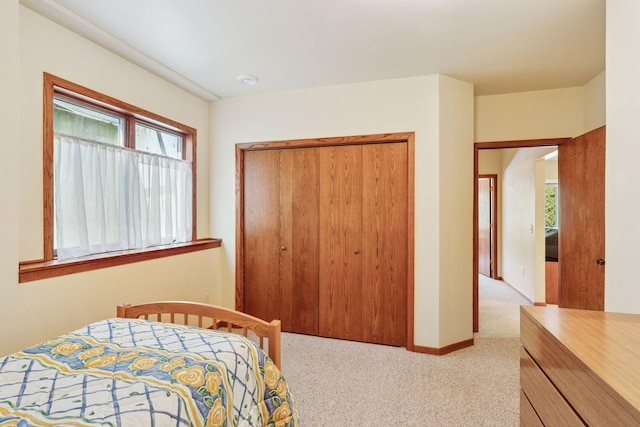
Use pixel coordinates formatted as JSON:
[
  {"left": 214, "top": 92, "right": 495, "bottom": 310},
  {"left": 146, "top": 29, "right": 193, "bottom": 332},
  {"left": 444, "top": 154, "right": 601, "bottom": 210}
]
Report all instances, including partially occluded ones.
[{"left": 238, "top": 136, "right": 409, "bottom": 347}]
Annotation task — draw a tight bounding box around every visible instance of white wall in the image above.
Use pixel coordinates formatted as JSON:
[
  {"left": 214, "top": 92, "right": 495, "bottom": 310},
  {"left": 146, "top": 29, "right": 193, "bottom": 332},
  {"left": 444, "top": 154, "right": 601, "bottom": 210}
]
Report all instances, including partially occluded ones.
[
  {"left": 545, "top": 159, "right": 558, "bottom": 181},
  {"left": 501, "top": 150, "right": 536, "bottom": 299},
  {"left": 500, "top": 147, "right": 555, "bottom": 301},
  {"left": 478, "top": 150, "right": 504, "bottom": 175},
  {"left": 210, "top": 75, "right": 474, "bottom": 349},
  {"left": 605, "top": 0, "right": 640, "bottom": 313},
  {"left": 534, "top": 159, "right": 546, "bottom": 303},
  {"left": 475, "top": 87, "right": 584, "bottom": 142},
  {"left": 0, "top": 0, "right": 21, "bottom": 352},
  {"left": 0, "top": 7, "right": 220, "bottom": 356},
  {"left": 475, "top": 73, "right": 606, "bottom": 143},
  {"left": 584, "top": 71, "right": 606, "bottom": 133},
  {"left": 438, "top": 77, "right": 475, "bottom": 346}
]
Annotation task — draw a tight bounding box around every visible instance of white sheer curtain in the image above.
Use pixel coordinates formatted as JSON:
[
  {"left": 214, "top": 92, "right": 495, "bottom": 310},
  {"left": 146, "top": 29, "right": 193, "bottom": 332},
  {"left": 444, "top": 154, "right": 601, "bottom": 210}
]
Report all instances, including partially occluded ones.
[{"left": 54, "top": 134, "right": 192, "bottom": 259}]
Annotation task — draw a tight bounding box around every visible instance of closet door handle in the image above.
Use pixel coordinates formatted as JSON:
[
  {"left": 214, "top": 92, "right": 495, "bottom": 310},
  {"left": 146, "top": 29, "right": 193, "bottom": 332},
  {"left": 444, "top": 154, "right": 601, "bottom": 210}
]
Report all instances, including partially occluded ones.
[
  {"left": 280, "top": 246, "right": 287, "bottom": 251},
  {"left": 354, "top": 249, "right": 360, "bottom": 254}
]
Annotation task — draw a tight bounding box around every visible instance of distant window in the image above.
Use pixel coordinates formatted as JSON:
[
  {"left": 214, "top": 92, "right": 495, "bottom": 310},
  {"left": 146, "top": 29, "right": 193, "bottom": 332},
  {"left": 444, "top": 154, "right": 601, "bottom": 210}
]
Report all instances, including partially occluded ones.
[
  {"left": 44, "top": 74, "right": 195, "bottom": 261},
  {"left": 545, "top": 183, "right": 558, "bottom": 228}
]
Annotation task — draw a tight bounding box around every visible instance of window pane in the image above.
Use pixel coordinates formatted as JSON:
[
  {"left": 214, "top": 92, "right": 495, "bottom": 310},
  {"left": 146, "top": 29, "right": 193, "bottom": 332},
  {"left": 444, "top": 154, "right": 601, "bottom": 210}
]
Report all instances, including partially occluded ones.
[
  {"left": 135, "top": 123, "right": 183, "bottom": 159},
  {"left": 53, "top": 96, "right": 124, "bottom": 146}
]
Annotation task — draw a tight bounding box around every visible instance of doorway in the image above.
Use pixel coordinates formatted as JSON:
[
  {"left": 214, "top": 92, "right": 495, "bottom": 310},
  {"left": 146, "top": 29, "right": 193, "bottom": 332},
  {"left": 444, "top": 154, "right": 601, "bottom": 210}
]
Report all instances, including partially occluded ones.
[
  {"left": 473, "top": 138, "right": 569, "bottom": 332},
  {"left": 477, "top": 175, "right": 497, "bottom": 279}
]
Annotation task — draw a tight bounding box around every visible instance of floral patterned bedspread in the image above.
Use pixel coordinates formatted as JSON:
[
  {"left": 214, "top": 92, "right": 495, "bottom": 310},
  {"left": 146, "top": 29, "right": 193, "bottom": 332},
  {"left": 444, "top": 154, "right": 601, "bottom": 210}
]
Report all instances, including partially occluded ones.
[{"left": 0, "top": 318, "right": 297, "bottom": 427}]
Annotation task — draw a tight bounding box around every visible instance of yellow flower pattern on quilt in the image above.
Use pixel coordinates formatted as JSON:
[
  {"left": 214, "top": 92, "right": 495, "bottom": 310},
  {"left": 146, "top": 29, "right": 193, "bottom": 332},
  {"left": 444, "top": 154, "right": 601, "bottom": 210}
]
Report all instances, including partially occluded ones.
[
  {"left": 160, "top": 357, "right": 186, "bottom": 371},
  {"left": 130, "top": 356, "right": 160, "bottom": 371},
  {"left": 272, "top": 401, "right": 292, "bottom": 427},
  {"left": 206, "top": 399, "right": 226, "bottom": 427},
  {"left": 85, "top": 354, "right": 117, "bottom": 368},
  {"left": 172, "top": 365, "right": 205, "bottom": 387},
  {"left": 276, "top": 380, "right": 288, "bottom": 399},
  {"left": 262, "top": 359, "right": 297, "bottom": 427},
  {"left": 205, "top": 371, "right": 223, "bottom": 394},
  {"left": 78, "top": 347, "right": 104, "bottom": 360},
  {"left": 117, "top": 351, "right": 138, "bottom": 362},
  {"left": 51, "top": 342, "right": 82, "bottom": 356},
  {"left": 263, "top": 360, "right": 280, "bottom": 389}
]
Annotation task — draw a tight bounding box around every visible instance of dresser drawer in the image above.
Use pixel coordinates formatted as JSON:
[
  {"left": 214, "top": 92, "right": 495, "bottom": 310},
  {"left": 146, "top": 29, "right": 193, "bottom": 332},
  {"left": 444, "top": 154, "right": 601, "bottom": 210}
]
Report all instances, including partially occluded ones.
[
  {"left": 520, "top": 346, "right": 584, "bottom": 426},
  {"left": 520, "top": 389, "right": 544, "bottom": 427},
  {"left": 521, "top": 307, "right": 640, "bottom": 426}
]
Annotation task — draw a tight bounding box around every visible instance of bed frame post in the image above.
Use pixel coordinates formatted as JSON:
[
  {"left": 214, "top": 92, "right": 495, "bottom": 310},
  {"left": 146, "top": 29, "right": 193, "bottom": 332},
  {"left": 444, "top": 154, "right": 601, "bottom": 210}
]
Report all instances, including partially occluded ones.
[
  {"left": 269, "top": 320, "right": 281, "bottom": 369},
  {"left": 117, "top": 303, "right": 131, "bottom": 318}
]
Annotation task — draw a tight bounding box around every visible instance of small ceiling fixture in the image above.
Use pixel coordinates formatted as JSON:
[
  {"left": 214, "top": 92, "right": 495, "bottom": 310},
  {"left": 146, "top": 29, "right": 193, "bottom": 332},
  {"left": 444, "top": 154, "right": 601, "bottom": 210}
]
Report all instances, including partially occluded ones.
[{"left": 236, "top": 74, "right": 259, "bottom": 85}]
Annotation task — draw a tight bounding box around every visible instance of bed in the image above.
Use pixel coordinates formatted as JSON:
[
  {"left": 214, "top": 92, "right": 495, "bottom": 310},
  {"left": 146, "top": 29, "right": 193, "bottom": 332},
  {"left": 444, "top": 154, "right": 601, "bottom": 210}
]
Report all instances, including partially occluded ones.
[{"left": 0, "top": 301, "right": 297, "bottom": 426}]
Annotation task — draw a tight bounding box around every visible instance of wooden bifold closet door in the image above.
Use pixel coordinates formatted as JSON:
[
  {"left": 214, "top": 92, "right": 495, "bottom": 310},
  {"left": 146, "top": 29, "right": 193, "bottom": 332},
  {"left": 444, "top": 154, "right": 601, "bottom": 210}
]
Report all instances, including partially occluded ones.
[
  {"left": 318, "top": 144, "right": 407, "bottom": 346},
  {"left": 243, "top": 148, "right": 319, "bottom": 335},
  {"left": 242, "top": 142, "right": 407, "bottom": 347}
]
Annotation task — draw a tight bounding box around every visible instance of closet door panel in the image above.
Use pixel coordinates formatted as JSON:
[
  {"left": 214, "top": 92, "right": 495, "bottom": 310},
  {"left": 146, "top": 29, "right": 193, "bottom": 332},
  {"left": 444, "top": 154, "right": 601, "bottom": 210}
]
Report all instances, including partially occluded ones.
[
  {"left": 362, "top": 143, "right": 408, "bottom": 346},
  {"left": 280, "top": 148, "right": 320, "bottom": 335},
  {"left": 319, "top": 146, "right": 363, "bottom": 341},
  {"left": 243, "top": 150, "right": 281, "bottom": 322}
]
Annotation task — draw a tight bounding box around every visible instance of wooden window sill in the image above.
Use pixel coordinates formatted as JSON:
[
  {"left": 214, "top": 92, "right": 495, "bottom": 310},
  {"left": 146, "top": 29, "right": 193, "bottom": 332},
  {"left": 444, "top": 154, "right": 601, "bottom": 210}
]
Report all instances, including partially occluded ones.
[{"left": 19, "top": 238, "right": 221, "bottom": 283}]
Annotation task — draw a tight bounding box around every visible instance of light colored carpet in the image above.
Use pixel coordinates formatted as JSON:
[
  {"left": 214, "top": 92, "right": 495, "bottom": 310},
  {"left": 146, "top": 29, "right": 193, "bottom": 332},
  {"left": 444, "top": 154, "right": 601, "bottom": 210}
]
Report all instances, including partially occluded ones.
[{"left": 279, "top": 275, "right": 530, "bottom": 426}]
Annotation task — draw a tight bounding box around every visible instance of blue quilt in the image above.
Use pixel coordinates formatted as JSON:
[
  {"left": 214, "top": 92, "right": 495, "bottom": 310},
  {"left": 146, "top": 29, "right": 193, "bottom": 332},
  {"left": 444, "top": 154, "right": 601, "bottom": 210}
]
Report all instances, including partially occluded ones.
[{"left": 0, "top": 318, "right": 297, "bottom": 426}]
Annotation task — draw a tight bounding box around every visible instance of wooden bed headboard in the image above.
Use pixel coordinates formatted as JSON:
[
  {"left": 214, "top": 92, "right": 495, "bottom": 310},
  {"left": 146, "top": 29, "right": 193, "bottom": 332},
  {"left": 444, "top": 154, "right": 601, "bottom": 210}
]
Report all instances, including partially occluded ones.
[{"left": 117, "top": 301, "right": 281, "bottom": 369}]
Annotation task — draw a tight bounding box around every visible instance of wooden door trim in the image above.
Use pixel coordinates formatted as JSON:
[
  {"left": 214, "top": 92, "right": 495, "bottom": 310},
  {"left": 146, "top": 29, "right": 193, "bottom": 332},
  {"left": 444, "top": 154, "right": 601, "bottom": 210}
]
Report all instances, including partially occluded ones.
[
  {"left": 235, "top": 144, "right": 245, "bottom": 311},
  {"left": 236, "top": 132, "right": 415, "bottom": 349},
  {"left": 236, "top": 132, "right": 416, "bottom": 151},
  {"left": 478, "top": 174, "right": 498, "bottom": 279},
  {"left": 406, "top": 133, "right": 416, "bottom": 351},
  {"left": 473, "top": 137, "right": 570, "bottom": 332}
]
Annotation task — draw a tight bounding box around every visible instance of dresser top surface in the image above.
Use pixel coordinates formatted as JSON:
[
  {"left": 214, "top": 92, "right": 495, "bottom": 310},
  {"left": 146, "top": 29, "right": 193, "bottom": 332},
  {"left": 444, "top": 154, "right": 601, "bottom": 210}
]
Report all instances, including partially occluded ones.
[{"left": 521, "top": 305, "right": 640, "bottom": 412}]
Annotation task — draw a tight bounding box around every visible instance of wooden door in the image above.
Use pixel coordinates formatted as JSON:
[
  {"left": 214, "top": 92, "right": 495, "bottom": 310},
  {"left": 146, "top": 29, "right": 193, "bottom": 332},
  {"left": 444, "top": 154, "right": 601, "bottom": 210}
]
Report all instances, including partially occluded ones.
[
  {"left": 558, "top": 126, "right": 605, "bottom": 310},
  {"left": 238, "top": 133, "right": 414, "bottom": 346},
  {"left": 361, "top": 143, "right": 407, "bottom": 346},
  {"left": 318, "top": 143, "right": 407, "bottom": 346},
  {"left": 279, "top": 148, "right": 320, "bottom": 335},
  {"left": 318, "top": 145, "right": 363, "bottom": 342},
  {"left": 477, "top": 177, "right": 492, "bottom": 277},
  {"left": 243, "top": 150, "right": 281, "bottom": 323},
  {"left": 244, "top": 148, "right": 320, "bottom": 333}
]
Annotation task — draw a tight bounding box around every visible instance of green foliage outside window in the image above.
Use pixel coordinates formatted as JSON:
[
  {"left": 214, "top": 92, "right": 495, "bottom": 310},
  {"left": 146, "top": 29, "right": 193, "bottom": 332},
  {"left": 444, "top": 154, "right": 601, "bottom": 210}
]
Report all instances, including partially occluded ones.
[
  {"left": 545, "top": 185, "right": 557, "bottom": 228},
  {"left": 54, "top": 97, "right": 122, "bottom": 146}
]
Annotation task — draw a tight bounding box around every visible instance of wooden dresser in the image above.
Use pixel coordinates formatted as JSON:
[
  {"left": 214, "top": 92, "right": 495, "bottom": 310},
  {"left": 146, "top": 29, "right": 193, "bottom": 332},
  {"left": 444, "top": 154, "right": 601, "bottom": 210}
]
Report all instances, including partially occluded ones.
[{"left": 520, "top": 305, "right": 640, "bottom": 426}]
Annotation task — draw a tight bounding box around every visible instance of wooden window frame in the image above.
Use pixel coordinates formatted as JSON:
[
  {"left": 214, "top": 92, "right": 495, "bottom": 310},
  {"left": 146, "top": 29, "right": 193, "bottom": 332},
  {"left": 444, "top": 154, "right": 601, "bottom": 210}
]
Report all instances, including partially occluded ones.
[{"left": 18, "top": 73, "right": 220, "bottom": 283}]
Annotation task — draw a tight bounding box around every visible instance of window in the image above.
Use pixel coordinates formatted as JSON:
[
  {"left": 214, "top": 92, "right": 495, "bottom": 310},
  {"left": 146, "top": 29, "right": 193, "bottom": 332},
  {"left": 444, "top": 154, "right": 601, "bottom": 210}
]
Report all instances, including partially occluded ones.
[
  {"left": 545, "top": 183, "right": 558, "bottom": 228},
  {"left": 18, "top": 73, "right": 219, "bottom": 282},
  {"left": 49, "top": 75, "right": 195, "bottom": 260}
]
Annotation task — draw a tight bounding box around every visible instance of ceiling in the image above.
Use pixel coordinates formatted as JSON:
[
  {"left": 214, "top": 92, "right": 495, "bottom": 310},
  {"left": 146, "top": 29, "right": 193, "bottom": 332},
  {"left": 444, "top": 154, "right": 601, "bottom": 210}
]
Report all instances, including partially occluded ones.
[{"left": 21, "top": 0, "right": 605, "bottom": 101}]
